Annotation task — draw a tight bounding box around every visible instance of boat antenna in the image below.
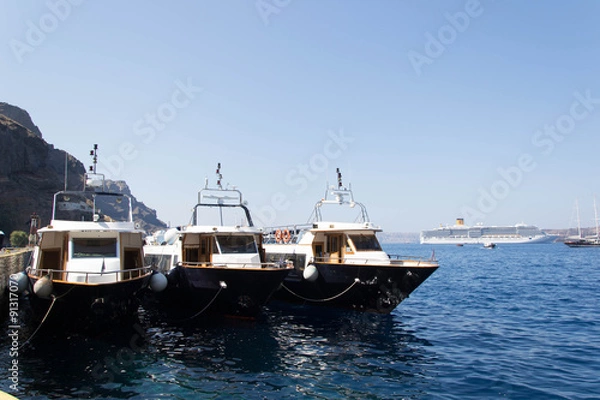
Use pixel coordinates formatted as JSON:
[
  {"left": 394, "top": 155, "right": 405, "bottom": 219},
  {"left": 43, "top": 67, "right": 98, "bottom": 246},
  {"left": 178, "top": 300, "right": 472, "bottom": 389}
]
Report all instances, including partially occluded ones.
[
  {"left": 216, "top": 162, "right": 223, "bottom": 224},
  {"left": 84, "top": 144, "right": 105, "bottom": 191},
  {"left": 337, "top": 167, "right": 343, "bottom": 189},
  {"left": 89, "top": 144, "right": 98, "bottom": 174},
  {"left": 216, "top": 162, "right": 223, "bottom": 190}
]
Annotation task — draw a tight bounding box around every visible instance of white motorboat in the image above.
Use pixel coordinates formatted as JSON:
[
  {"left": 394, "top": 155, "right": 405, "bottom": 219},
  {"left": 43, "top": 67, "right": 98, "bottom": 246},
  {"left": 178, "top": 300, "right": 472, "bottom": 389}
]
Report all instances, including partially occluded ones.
[
  {"left": 262, "top": 169, "right": 439, "bottom": 314},
  {"left": 16, "top": 145, "right": 165, "bottom": 329},
  {"left": 144, "top": 164, "right": 292, "bottom": 319}
]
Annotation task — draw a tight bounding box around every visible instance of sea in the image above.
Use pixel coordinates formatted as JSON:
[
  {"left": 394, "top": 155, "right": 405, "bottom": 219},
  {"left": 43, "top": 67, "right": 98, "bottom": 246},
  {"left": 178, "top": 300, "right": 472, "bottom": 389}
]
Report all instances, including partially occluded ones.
[{"left": 1, "top": 243, "right": 599, "bottom": 399}]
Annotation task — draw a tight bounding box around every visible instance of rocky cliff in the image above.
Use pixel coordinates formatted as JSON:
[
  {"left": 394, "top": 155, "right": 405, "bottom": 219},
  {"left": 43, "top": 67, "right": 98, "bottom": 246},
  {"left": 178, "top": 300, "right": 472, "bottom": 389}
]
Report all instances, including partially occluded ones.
[
  {"left": 0, "top": 102, "right": 42, "bottom": 138},
  {"left": 0, "top": 103, "right": 167, "bottom": 239}
]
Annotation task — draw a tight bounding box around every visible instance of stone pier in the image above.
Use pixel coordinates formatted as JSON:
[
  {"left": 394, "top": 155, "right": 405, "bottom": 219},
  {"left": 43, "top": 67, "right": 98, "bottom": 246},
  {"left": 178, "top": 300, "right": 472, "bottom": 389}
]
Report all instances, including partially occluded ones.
[{"left": 1, "top": 249, "right": 33, "bottom": 306}]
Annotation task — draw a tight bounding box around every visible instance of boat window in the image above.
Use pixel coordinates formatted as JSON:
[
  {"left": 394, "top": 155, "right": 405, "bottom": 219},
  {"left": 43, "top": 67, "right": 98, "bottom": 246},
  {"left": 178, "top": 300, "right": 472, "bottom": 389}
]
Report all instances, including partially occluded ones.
[
  {"left": 145, "top": 254, "right": 172, "bottom": 270},
  {"left": 216, "top": 235, "right": 258, "bottom": 254},
  {"left": 72, "top": 238, "right": 117, "bottom": 258},
  {"left": 55, "top": 193, "right": 130, "bottom": 222},
  {"left": 184, "top": 246, "right": 199, "bottom": 263},
  {"left": 348, "top": 234, "right": 382, "bottom": 251},
  {"left": 40, "top": 249, "right": 61, "bottom": 269}
]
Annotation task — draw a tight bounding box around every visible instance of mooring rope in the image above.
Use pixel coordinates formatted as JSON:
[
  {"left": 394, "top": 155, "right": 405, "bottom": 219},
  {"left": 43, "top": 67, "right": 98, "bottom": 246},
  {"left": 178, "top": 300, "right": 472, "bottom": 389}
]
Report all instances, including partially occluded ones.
[
  {"left": 19, "top": 285, "right": 77, "bottom": 349},
  {"left": 19, "top": 295, "right": 56, "bottom": 349},
  {"left": 171, "top": 283, "right": 226, "bottom": 322},
  {"left": 281, "top": 278, "right": 360, "bottom": 303}
]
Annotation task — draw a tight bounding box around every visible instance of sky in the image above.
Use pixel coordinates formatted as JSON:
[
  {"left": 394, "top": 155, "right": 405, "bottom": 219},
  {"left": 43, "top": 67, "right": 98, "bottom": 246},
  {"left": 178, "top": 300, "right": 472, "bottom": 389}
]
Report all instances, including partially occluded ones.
[{"left": 1, "top": 0, "right": 600, "bottom": 232}]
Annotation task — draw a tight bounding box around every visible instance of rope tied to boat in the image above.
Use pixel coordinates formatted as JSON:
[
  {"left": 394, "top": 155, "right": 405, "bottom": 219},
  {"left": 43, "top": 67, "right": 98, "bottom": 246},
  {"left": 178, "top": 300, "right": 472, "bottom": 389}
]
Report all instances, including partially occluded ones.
[
  {"left": 281, "top": 277, "right": 360, "bottom": 303},
  {"left": 172, "top": 281, "right": 227, "bottom": 322},
  {"left": 19, "top": 285, "right": 77, "bottom": 349}
]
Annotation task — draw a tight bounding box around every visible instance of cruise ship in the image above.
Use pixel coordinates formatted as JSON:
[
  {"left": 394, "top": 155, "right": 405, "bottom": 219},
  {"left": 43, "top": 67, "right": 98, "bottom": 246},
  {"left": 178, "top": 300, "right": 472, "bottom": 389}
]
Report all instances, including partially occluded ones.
[{"left": 420, "top": 218, "right": 556, "bottom": 245}]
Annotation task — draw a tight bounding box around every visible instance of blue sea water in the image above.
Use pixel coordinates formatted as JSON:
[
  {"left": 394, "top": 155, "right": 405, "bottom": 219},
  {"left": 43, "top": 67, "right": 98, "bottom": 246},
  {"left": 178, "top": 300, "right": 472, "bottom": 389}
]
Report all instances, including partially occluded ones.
[{"left": 2, "top": 243, "right": 600, "bottom": 399}]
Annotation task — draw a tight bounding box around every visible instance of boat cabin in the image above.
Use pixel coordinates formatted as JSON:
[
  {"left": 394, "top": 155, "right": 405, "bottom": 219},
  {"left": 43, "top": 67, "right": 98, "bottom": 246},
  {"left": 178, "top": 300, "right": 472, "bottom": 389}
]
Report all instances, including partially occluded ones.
[
  {"left": 180, "top": 231, "right": 263, "bottom": 268},
  {"left": 264, "top": 222, "right": 390, "bottom": 268},
  {"left": 30, "top": 188, "right": 146, "bottom": 284},
  {"left": 33, "top": 229, "right": 145, "bottom": 283}
]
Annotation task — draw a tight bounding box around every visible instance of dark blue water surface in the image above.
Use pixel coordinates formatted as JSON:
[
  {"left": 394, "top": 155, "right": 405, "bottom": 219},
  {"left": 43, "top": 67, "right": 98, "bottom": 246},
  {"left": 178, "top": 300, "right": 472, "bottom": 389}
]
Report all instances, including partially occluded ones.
[{"left": 2, "top": 243, "right": 600, "bottom": 399}]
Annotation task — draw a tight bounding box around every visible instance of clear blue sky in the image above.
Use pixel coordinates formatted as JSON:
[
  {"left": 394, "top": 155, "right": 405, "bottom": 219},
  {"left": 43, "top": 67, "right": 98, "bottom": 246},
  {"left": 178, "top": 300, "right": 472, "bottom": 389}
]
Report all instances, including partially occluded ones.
[{"left": 2, "top": 1, "right": 600, "bottom": 232}]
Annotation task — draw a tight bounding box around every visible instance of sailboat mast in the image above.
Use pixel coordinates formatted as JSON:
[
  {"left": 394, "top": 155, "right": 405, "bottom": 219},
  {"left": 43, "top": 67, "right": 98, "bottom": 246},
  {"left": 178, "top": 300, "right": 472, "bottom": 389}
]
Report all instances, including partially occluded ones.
[
  {"left": 576, "top": 199, "right": 582, "bottom": 238},
  {"left": 594, "top": 195, "right": 599, "bottom": 239}
]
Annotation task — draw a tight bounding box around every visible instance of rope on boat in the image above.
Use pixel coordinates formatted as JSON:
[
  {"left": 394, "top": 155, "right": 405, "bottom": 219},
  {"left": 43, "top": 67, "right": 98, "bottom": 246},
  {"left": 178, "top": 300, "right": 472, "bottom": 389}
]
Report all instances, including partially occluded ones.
[
  {"left": 172, "top": 283, "right": 226, "bottom": 322},
  {"left": 19, "top": 295, "right": 56, "bottom": 349},
  {"left": 281, "top": 278, "right": 360, "bottom": 303},
  {"left": 19, "top": 285, "right": 76, "bottom": 349}
]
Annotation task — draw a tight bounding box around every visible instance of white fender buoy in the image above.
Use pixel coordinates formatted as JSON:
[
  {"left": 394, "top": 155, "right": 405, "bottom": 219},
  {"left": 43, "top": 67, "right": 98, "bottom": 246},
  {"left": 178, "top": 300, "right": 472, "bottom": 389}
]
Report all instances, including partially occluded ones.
[
  {"left": 303, "top": 264, "right": 318, "bottom": 282},
  {"left": 163, "top": 228, "right": 179, "bottom": 245},
  {"left": 149, "top": 272, "right": 168, "bottom": 292},
  {"left": 14, "top": 272, "right": 30, "bottom": 294},
  {"left": 33, "top": 276, "right": 53, "bottom": 299}
]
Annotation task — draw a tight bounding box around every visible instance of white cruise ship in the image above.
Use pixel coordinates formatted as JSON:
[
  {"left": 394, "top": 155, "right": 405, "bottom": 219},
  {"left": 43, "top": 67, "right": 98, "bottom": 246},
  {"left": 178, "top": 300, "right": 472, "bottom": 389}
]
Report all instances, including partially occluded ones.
[{"left": 420, "top": 218, "right": 556, "bottom": 245}]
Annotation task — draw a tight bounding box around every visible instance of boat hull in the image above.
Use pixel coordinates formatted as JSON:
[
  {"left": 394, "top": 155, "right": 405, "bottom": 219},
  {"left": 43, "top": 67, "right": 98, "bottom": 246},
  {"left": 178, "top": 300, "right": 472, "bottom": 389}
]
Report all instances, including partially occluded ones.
[
  {"left": 273, "top": 262, "right": 438, "bottom": 314},
  {"left": 25, "top": 274, "right": 151, "bottom": 329},
  {"left": 564, "top": 239, "right": 600, "bottom": 247},
  {"left": 159, "top": 266, "right": 291, "bottom": 319}
]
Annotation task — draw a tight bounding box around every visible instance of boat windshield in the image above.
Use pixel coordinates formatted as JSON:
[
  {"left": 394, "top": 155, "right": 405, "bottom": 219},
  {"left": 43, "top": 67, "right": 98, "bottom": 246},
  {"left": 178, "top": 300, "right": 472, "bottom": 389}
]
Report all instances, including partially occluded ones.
[
  {"left": 216, "top": 235, "right": 258, "bottom": 254},
  {"left": 72, "top": 238, "right": 117, "bottom": 258},
  {"left": 349, "top": 234, "right": 382, "bottom": 251},
  {"left": 54, "top": 192, "right": 131, "bottom": 222}
]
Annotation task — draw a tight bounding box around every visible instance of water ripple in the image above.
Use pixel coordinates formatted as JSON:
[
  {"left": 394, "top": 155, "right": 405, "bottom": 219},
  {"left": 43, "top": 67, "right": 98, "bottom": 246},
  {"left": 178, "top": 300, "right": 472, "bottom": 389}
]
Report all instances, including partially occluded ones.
[{"left": 2, "top": 244, "right": 600, "bottom": 399}]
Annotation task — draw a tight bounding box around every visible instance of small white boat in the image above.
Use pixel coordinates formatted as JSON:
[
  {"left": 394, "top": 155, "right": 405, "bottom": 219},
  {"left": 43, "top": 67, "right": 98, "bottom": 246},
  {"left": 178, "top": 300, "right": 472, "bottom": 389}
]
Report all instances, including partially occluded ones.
[
  {"left": 483, "top": 242, "right": 496, "bottom": 249},
  {"left": 262, "top": 169, "right": 439, "bottom": 314},
  {"left": 144, "top": 164, "right": 292, "bottom": 319}
]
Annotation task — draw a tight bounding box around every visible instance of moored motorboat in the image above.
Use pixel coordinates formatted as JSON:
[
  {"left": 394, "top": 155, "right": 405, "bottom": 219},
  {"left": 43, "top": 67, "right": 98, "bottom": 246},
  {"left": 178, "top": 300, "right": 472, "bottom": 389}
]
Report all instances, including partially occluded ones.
[
  {"left": 143, "top": 164, "right": 293, "bottom": 319},
  {"left": 15, "top": 145, "right": 164, "bottom": 330},
  {"left": 262, "top": 169, "right": 439, "bottom": 314}
]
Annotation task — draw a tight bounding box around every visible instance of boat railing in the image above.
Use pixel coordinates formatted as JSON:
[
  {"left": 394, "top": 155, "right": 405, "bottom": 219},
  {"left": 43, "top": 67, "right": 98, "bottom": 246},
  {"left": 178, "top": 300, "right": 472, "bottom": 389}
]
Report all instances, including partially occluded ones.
[
  {"left": 180, "top": 261, "right": 293, "bottom": 269},
  {"left": 388, "top": 254, "right": 438, "bottom": 265},
  {"left": 307, "top": 254, "right": 435, "bottom": 266},
  {"left": 27, "top": 266, "right": 152, "bottom": 283}
]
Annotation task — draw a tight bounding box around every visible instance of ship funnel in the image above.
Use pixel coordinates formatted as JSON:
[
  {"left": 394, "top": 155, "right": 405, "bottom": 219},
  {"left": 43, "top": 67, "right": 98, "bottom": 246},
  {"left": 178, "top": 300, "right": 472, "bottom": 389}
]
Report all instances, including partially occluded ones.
[{"left": 456, "top": 218, "right": 464, "bottom": 226}]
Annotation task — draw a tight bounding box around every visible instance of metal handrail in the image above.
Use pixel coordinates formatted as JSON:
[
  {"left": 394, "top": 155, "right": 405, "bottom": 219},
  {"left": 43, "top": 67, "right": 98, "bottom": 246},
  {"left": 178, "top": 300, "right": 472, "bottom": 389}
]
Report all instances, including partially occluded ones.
[
  {"left": 180, "top": 261, "right": 292, "bottom": 269},
  {"left": 387, "top": 254, "right": 434, "bottom": 262},
  {"left": 27, "top": 266, "right": 152, "bottom": 283},
  {"left": 307, "top": 254, "right": 437, "bottom": 265}
]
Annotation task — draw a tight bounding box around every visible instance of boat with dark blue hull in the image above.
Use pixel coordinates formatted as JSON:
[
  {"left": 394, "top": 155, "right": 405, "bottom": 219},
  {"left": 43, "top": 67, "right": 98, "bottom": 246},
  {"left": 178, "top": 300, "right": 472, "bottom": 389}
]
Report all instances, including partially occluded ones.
[{"left": 263, "top": 169, "right": 438, "bottom": 314}]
